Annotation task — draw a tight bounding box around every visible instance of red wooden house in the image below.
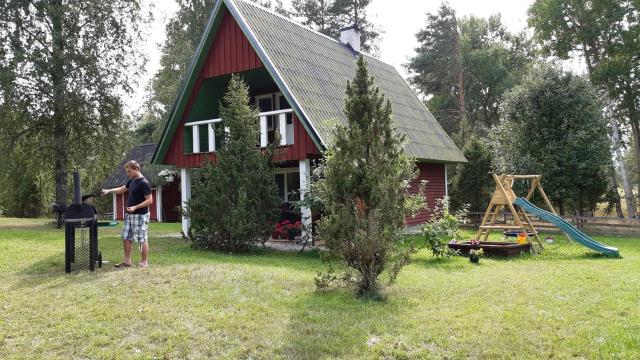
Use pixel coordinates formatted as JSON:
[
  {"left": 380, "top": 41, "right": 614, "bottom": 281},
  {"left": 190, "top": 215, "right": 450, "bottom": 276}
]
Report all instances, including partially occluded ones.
[
  {"left": 151, "top": 0, "right": 466, "bottom": 239},
  {"left": 104, "top": 144, "right": 181, "bottom": 223}
]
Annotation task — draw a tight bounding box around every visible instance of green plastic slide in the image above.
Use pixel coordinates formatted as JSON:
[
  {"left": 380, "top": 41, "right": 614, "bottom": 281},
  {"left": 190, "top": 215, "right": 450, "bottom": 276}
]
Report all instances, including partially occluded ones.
[{"left": 513, "top": 197, "right": 620, "bottom": 257}]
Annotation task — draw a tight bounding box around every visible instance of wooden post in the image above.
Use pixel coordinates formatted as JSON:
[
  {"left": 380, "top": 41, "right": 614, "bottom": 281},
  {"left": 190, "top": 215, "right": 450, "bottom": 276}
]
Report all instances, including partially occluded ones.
[{"left": 180, "top": 168, "right": 191, "bottom": 235}]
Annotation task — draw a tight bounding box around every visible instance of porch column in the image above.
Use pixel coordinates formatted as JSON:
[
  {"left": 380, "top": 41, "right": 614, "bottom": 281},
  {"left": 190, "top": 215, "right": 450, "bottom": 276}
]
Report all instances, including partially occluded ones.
[
  {"left": 112, "top": 193, "right": 117, "bottom": 221},
  {"left": 156, "top": 186, "right": 163, "bottom": 223},
  {"left": 180, "top": 168, "right": 192, "bottom": 235},
  {"left": 444, "top": 164, "right": 448, "bottom": 198},
  {"left": 299, "top": 159, "right": 312, "bottom": 244}
]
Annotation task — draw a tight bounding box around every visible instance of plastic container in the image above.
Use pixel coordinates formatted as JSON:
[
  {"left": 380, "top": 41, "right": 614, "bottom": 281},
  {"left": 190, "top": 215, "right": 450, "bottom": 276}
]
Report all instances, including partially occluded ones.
[{"left": 517, "top": 232, "right": 528, "bottom": 244}]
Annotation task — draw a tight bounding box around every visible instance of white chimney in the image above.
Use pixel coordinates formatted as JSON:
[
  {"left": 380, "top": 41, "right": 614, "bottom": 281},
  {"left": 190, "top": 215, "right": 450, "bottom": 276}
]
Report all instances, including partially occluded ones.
[{"left": 340, "top": 25, "right": 361, "bottom": 52}]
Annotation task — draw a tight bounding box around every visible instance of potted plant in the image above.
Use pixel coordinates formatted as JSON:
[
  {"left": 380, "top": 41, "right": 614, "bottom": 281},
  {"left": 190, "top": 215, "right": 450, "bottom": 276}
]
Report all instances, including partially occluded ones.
[
  {"left": 157, "top": 169, "right": 177, "bottom": 186},
  {"left": 469, "top": 248, "right": 483, "bottom": 264},
  {"left": 287, "top": 220, "right": 301, "bottom": 240}
]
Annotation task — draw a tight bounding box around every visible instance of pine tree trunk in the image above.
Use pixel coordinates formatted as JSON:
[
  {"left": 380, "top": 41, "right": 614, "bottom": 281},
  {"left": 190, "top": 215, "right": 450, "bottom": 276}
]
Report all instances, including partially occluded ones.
[
  {"left": 609, "top": 171, "right": 624, "bottom": 218},
  {"left": 631, "top": 121, "right": 640, "bottom": 190},
  {"left": 611, "top": 121, "right": 636, "bottom": 218},
  {"left": 451, "top": 12, "right": 467, "bottom": 145},
  {"left": 51, "top": 0, "right": 68, "bottom": 227}
]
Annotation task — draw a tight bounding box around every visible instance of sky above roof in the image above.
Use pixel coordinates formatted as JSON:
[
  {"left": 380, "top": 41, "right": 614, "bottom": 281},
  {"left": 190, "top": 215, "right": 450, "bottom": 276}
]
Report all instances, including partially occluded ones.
[{"left": 128, "top": 0, "right": 585, "bottom": 114}]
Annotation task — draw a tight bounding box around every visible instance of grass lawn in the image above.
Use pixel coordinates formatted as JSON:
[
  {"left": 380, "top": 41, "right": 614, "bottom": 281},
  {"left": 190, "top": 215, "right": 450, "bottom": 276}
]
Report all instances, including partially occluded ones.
[{"left": 0, "top": 218, "right": 639, "bottom": 359}]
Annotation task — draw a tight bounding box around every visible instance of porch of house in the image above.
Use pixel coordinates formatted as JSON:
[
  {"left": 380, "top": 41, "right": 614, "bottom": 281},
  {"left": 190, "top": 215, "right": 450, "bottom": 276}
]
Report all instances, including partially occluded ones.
[{"left": 177, "top": 158, "right": 315, "bottom": 244}]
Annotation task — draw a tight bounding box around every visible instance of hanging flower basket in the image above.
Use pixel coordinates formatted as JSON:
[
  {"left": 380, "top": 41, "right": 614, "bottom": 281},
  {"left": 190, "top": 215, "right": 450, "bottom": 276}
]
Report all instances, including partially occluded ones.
[{"left": 157, "top": 169, "right": 177, "bottom": 186}]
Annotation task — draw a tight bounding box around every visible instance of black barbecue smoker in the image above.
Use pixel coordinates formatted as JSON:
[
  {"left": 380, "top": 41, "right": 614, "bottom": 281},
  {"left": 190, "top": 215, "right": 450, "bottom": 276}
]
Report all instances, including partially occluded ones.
[{"left": 64, "top": 171, "right": 104, "bottom": 273}]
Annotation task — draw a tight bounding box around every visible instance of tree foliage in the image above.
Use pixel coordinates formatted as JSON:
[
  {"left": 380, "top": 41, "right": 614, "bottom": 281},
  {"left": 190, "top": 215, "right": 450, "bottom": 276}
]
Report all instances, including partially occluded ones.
[
  {"left": 292, "top": 0, "right": 380, "bottom": 53},
  {"left": 406, "top": 5, "right": 531, "bottom": 143},
  {"left": 450, "top": 138, "right": 493, "bottom": 211},
  {"left": 490, "top": 64, "right": 612, "bottom": 215},
  {"left": 186, "top": 75, "right": 280, "bottom": 252},
  {"left": 315, "top": 56, "right": 422, "bottom": 298},
  {"left": 0, "top": 0, "right": 144, "bottom": 214},
  {"left": 529, "top": 0, "right": 640, "bottom": 195},
  {"left": 406, "top": 4, "right": 462, "bottom": 136}
]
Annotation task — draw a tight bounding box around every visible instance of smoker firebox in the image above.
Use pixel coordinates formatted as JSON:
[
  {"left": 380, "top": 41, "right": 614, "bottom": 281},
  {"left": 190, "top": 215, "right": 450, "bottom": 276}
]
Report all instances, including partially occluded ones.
[{"left": 64, "top": 172, "right": 103, "bottom": 273}]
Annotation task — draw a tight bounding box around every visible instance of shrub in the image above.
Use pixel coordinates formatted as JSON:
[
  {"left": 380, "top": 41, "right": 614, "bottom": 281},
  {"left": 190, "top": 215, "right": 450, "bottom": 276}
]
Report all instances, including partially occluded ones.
[
  {"left": 314, "top": 56, "right": 424, "bottom": 298},
  {"left": 185, "top": 75, "right": 280, "bottom": 252},
  {"left": 421, "top": 198, "right": 467, "bottom": 258}
]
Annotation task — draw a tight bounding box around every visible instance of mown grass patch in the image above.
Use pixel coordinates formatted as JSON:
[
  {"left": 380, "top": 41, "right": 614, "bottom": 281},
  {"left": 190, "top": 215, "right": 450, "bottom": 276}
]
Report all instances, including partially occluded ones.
[{"left": 0, "top": 218, "right": 638, "bottom": 359}]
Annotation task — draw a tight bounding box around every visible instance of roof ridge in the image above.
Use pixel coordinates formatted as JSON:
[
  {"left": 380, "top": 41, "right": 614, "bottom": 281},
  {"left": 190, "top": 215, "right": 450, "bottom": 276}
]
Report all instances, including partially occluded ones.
[{"left": 231, "top": 0, "right": 387, "bottom": 65}]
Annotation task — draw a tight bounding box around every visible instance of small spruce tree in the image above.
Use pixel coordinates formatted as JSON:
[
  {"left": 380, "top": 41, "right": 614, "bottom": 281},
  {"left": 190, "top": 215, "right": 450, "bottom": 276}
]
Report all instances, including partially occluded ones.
[
  {"left": 186, "top": 75, "right": 280, "bottom": 251},
  {"left": 316, "top": 56, "right": 422, "bottom": 298},
  {"left": 450, "top": 137, "right": 493, "bottom": 211}
]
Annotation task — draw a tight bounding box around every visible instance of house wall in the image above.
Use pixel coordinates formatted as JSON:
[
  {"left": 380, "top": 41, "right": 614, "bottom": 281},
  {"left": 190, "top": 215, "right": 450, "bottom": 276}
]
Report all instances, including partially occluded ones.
[
  {"left": 114, "top": 189, "right": 159, "bottom": 221},
  {"left": 116, "top": 192, "right": 124, "bottom": 221},
  {"left": 161, "top": 180, "right": 182, "bottom": 222},
  {"left": 406, "top": 162, "right": 447, "bottom": 226},
  {"left": 201, "top": 10, "right": 262, "bottom": 78},
  {"left": 161, "top": 10, "right": 320, "bottom": 168}
]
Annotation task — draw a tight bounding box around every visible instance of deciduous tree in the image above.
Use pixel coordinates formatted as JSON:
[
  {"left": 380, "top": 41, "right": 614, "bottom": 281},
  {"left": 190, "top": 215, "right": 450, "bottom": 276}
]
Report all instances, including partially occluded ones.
[
  {"left": 407, "top": 6, "right": 531, "bottom": 145},
  {"left": 0, "top": 0, "right": 145, "bottom": 219},
  {"left": 491, "top": 64, "right": 612, "bottom": 215},
  {"left": 529, "top": 0, "right": 639, "bottom": 217}
]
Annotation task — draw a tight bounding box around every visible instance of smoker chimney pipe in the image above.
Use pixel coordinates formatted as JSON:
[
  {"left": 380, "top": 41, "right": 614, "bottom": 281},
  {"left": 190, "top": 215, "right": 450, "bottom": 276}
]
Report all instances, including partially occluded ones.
[{"left": 73, "top": 171, "right": 81, "bottom": 205}]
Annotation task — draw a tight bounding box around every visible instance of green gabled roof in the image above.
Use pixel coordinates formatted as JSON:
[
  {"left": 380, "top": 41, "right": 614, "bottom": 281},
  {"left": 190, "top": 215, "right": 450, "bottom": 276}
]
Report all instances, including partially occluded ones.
[{"left": 152, "top": 0, "right": 466, "bottom": 164}]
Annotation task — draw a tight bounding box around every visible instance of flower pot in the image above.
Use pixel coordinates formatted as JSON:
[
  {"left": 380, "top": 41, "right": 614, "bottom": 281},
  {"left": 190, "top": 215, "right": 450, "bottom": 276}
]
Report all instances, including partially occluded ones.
[{"left": 469, "top": 254, "right": 480, "bottom": 263}]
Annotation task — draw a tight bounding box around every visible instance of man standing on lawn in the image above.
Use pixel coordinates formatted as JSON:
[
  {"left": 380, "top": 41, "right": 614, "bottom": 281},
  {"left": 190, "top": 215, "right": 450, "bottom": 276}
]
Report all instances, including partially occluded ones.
[{"left": 101, "top": 160, "right": 153, "bottom": 268}]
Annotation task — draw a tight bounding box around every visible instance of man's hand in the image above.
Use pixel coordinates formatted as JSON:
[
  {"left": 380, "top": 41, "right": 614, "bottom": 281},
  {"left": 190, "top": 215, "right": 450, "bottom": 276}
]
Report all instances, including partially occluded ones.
[
  {"left": 126, "top": 206, "right": 137, "bottom": 213},
  {"left": 101, "top": 189, "right": 109, "bottom": 197}
]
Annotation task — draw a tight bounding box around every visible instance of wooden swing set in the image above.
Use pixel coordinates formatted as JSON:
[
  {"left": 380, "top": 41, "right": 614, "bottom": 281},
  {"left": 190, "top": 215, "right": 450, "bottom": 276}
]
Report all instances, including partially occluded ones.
[{"left": 475, "top": 174, "right": 564, "bottom": 253}]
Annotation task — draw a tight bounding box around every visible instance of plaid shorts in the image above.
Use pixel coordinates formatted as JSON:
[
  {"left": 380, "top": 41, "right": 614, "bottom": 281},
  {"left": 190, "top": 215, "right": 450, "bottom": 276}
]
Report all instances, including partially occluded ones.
[{"left": 122, "top": 213, "right": 150, "bottom": 243}]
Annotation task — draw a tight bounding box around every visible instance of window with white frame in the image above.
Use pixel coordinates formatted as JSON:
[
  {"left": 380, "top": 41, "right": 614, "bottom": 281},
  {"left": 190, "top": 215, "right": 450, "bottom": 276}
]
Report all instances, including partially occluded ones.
[
  {"left": 183, "top": 92, "right": 294, "bottom": 154},
  {"left": 256, "top": 92, "right": 293, "bottom": 147},
  {"left": 275, "top": 169, "right": 300, "bottom": 202},
  {"left": 184, "top": 119, "right": 227, "bottom": 154}
]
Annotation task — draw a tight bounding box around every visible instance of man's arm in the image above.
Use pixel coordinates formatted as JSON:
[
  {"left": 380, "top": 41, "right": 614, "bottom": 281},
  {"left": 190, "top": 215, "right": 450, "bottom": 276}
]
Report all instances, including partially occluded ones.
[
  {"left": 126, "top": 193, "right": 153, "bottom": 213},
  {"left": 101, "top": 185, "right": 127, "bottom": 196}
]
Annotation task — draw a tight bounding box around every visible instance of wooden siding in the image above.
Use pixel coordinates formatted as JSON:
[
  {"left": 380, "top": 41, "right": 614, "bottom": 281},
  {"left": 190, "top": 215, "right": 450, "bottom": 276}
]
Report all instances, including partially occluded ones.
[
  {"left": 406, "top": 163, "right": 447, "bottom": 226},
  {"left": 114, "top": 189, "right": 159, "bottom": 221},
  {"left": 165, "top": 113, "right": 319, "bottom": 168},
  {"left": 162, "top": 10, "right": 263, "bottom": 166},
  {"left": 273, "top": 113, "right": 321, "bottom": 162},
  {"left": 161, "top": 180, "right": 182, "bottom": 222},
  {"left": 116, "top": 193, "right": 124, "bottom": 220},
  {"left": 202, "top": 10, "right": 262, "bottom": 78}
]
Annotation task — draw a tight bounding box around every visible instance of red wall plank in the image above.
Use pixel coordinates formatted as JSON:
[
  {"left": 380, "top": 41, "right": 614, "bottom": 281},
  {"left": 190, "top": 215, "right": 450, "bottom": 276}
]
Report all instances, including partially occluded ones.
[
  {"left": 116, "top": 193, "right": 124, "bottom": 220},
  {"left": 161, "top": 181, "right": 182, "bottom": 222},
  {"left": 406, "top": 163, "right": 447, "bottom": 226},
  {"left": 163, "top": 10, "right": 267, "bottom": 166},
  {"left": 149, "top": 189, "right": 157, "bottom": 221},
  {"left": 199, "top": 11, "right": 262, "bottom": 79}
]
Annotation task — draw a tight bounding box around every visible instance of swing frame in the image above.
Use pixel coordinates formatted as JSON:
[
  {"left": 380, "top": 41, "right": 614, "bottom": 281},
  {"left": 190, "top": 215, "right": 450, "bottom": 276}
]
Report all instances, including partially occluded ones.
[{"left": 475, "top": 174, "right": 564, "bottom": 253}]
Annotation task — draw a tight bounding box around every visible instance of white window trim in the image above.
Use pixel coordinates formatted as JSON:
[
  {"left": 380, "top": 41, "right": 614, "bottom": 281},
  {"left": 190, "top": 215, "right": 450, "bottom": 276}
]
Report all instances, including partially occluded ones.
[
  {"left": 184, "top": 118, "right": 222, "bottom": 127},
  {"left": 275, "top": 167, "right": 300, "bottom": 202},
  {"left": 183, "top": 92, "right": 296, "bottom": 154},
  {"left": 192, "top": 124, "right": 200, "bottom": 154}
]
